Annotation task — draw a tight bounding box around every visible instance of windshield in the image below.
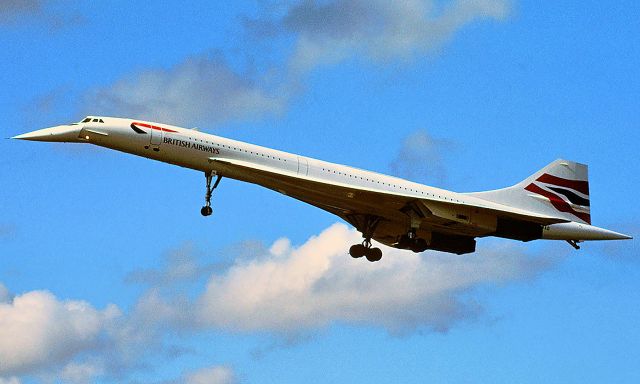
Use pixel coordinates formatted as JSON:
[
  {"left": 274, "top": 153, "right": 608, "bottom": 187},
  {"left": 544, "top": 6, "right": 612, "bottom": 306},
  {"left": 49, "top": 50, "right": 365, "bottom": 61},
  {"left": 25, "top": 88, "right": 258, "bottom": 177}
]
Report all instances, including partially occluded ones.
[{"left": 79, "top": 117, "right": 104, "bottom": 123}]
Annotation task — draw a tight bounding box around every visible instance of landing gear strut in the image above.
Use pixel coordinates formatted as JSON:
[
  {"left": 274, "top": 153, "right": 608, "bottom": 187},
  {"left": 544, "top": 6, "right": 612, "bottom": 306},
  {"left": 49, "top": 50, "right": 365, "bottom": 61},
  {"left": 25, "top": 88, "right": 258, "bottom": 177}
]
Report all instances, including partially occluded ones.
[
  {"left": 566, "top": 239, "right": 581, "bottom": 250},
  {"left": 348, "top": 215, "right": 383, "bottom": 262},
  {"left": 201, "top": 171, "right": 222, "bottom": 217}
]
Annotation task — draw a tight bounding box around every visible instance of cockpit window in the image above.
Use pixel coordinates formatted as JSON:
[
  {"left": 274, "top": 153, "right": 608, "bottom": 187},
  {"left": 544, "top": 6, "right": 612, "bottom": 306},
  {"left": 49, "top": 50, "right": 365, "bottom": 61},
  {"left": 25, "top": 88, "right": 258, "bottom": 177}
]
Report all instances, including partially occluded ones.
[{"left": 80, "top": 117, "right": 104, "bottom": 123}]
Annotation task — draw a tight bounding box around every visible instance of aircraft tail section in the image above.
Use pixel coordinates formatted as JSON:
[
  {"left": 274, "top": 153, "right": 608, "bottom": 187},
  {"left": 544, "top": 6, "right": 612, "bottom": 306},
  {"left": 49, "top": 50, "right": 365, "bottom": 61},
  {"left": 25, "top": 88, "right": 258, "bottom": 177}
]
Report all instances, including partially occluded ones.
[{"left": 468, "top": 159, "right": 591, "bottom": 224}]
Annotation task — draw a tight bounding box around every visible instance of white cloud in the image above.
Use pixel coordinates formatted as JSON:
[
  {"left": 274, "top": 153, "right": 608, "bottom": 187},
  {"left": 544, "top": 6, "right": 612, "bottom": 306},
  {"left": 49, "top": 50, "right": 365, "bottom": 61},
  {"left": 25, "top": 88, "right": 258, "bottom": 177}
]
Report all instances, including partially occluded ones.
[
  {"left": 0, "top": 0, "right": 83, "bottom": 29},
  {"left": 0, "top": 219, "right": 557, "bottom": 381},
  {"left": 85, "top": 54, "right": 287, "bottom": 127},
  {"left": 0, "top": 289, "right": 119, "bottom": 376},
  {"left": 57, "top": 361, "right": 104, "bottom": 384},
  {"left": 124, "top": 243, "right": 223, "bottom": 287},
  {"left": 0, "top": 0, "right": 43, "bottom": 23},
  {"left": 195, "top": 223, "right": 554, "bottom": 334},
  {"left": 0, "top": 283, "right": 11, "bottom": 303},
  {"left": 159, "top": 365, "right": 236, "bottom": 384},
  {"left": 269, "top": 237, "right": 292, "bottom": 257},
  {"left": 390, "top": 129, "right": 455, "bottom": 185},
  {"left": 84, "top": 0, "right": 509, "bottom": 128},
  {"left": 282, "top": 0, "right": 510, "bottom": 73},
  {"left": 183, "top": 366, "right": 236, "bottom": 384},
  {"left": 0, "top": 225, "right": 15, "bottom": 240},
  {"left": 0, "top": 377, "right": 21, "bottom": 384}
]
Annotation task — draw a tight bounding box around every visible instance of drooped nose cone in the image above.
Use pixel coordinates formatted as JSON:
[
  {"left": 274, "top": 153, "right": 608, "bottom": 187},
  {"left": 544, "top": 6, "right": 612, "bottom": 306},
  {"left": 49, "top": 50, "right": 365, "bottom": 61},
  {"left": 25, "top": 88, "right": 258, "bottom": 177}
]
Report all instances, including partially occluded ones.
[{"left": 12, "top": 125, "right": 82, "bottom": 142}]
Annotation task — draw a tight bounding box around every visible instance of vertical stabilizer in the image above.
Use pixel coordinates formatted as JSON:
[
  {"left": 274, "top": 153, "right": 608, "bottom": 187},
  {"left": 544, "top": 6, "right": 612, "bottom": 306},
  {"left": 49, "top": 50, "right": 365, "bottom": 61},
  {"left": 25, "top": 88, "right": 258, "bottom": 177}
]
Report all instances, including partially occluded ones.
[{"left": 468, "top": 159, "right": 591, "bottom": 224}]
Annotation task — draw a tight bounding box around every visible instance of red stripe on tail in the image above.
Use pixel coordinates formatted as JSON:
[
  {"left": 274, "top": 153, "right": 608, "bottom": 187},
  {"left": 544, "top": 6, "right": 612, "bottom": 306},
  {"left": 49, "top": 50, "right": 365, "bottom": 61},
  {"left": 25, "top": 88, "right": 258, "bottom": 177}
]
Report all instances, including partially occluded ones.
[
  {"left": 525, "top": 183, "right": 591, "bottom": 223},
  {"left": 537, "top": 174, "right": 589, "bottom": 195}
]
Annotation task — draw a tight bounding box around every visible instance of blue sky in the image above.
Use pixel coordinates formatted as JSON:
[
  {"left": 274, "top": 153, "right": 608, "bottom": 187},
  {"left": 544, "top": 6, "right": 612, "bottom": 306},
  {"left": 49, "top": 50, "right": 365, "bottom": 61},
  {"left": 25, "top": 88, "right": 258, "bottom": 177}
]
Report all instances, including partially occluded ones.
[{"left": 1, "top": 1, "right": 638, "bottom": 383}]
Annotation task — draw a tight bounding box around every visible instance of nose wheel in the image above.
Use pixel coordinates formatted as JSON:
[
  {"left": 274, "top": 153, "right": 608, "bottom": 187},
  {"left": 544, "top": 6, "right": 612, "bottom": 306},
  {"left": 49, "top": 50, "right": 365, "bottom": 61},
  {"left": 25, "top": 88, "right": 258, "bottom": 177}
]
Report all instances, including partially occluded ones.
[{"left": 201, "top": 171, "right": 222, "bottom": 217}]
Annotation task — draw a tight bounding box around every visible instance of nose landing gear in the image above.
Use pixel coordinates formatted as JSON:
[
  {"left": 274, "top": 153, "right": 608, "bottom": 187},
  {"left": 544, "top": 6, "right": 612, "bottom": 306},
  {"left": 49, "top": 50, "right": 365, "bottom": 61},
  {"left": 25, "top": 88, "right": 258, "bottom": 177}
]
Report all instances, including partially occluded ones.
[{"left": 201, "top": 171, "right": 222, "bottom": 217}]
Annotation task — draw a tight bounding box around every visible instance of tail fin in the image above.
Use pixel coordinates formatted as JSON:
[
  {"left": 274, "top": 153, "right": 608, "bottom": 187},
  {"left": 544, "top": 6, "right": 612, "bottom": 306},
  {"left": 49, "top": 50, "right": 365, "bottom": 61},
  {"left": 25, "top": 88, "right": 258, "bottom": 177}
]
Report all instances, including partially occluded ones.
[{"left": 468, "top": 159, "right": 591, "bottom": 224}]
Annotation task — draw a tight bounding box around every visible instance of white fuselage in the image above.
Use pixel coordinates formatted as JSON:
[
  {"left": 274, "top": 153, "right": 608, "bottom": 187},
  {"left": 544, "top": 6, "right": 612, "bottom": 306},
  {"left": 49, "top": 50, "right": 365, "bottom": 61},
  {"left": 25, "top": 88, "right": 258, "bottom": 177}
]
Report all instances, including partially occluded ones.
[
  {"left": 88, "top": 118, "right": 471, "bottom": 208},
  {"left": 13, "top": 116, "right": 631, "bottom": 247}
]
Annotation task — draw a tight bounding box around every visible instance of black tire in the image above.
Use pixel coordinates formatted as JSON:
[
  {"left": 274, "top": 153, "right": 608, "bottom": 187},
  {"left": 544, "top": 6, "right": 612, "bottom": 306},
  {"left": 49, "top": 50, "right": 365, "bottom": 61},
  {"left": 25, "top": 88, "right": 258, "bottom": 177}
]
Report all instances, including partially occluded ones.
[
  {"left": 349, "top": 244, "right": 366, "bottom": 258},
  {"left": 201, "top": 206, "right": 213, "bottom": 216},
  {"left": 366, "top": 247, "right": 382, "bottom": 262},
  {"left": 396, "top": 235, "right": 411, "bottom": 249},
  {"left": 410, "top": 238, "right": 428, "bottom": 253}
]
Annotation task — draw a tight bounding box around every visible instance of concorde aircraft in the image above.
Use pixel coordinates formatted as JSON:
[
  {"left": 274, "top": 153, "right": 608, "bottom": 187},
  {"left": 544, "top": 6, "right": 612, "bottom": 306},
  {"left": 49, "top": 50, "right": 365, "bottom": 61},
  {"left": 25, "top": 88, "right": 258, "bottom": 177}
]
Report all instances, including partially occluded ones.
[{"left": 13, "top": 117, "right": 631, "bottom": 262}]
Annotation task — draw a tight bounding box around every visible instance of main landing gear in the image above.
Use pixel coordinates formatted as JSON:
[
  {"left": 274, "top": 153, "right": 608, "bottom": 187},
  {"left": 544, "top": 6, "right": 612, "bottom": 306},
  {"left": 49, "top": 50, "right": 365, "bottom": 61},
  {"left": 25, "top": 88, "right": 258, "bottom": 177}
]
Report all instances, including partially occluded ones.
[
  {"left": 348, "top": 215, "right": 383, "bottom": 262},
  {"left": 201, "top": 171, "right": 222, "bottom": 217},
  {"left": 396, "top": 229, "right": 429, "bottom": 253},
  {"left": 349, "top": 240, "right": 383, "bottom": 262}
]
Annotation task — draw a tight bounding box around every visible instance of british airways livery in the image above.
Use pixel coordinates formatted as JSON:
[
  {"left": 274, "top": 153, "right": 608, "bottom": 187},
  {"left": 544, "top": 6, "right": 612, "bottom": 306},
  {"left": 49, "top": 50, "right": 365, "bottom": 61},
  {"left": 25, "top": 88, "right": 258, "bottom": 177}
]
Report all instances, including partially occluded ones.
[{"left": 13, "top": 117, "right": 631, "bottom": 262}]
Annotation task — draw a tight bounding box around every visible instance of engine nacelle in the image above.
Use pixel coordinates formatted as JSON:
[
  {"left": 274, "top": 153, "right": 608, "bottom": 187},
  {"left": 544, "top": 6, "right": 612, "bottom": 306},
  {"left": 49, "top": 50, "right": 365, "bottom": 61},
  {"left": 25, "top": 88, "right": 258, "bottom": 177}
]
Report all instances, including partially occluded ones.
[
  {"left": 493, "top": 218, "right": 542, "bottom": 242},
  {"left": 393, "top": 232, "right": 476, "bottom": 255},
  {"left": 428, "top": 232, "right": 476, "bottom": 255}
]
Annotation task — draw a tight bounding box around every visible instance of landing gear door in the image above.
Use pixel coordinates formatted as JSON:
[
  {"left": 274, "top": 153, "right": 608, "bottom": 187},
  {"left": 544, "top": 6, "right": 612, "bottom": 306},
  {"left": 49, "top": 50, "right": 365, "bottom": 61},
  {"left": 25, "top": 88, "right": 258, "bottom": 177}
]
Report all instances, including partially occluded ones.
[
  {"left": 150, "top": 126, "right": 162, "bottom": 146},
  {"left": 297, "top": 157, "right": 309, "bottom": 177}
]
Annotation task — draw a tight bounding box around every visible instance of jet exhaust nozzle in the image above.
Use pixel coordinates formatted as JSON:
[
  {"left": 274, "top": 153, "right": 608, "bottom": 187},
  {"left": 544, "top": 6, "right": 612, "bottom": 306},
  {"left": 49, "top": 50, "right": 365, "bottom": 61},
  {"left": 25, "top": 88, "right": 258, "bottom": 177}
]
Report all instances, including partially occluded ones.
[{"left": 12, "top": 125, "right": 82, "bottom": 142}]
